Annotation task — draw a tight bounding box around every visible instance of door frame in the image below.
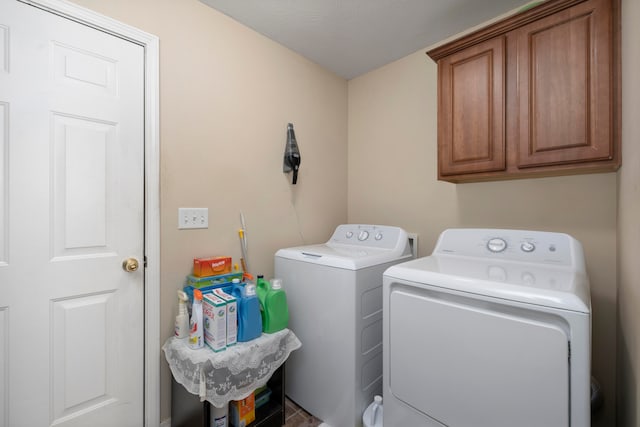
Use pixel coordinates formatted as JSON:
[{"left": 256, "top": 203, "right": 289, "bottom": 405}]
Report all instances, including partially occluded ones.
[{"left": 16, "top": 0, "right": 161, "bottom": 425}]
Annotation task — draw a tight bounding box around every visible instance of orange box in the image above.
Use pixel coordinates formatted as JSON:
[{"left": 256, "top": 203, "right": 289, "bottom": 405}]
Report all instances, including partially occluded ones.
[
  {"left": 193, "top": 256, "right": 232, "bottom": 277},
  {"left": 230, "top": 392, "right": 255, "bottom": 426}
]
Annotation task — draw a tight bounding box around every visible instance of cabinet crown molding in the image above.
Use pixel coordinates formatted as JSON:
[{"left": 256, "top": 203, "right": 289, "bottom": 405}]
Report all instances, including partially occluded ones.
[{"left": 427, "top": 0, "right": 590, "bottom": 61}]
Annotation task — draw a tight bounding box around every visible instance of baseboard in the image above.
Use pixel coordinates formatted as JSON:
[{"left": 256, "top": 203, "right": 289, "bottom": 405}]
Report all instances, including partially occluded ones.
[{"left": 159, "top": 417, "right": 171, "bottom": 427}]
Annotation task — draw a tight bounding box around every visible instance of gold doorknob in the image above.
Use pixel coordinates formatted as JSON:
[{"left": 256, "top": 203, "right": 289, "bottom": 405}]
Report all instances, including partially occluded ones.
[{"left": 122, "top": 257, "right": 139, "bottom": 272}]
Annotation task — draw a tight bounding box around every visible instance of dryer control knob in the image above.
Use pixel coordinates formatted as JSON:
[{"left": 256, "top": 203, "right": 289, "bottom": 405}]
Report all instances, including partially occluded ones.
[
  {"left": 487, "top": 238, "right": 507, "bottom": 253},
  {"left": 358, "top": 230, "right": 370, "bottom": 241},
  {"left": 375, "top": 233, "right": 383, "bottom": 241},
  {"left": 488, "top": 266, "right": 507, "bottom": 281},
  {"left": 521, "top": 242, "right": 536, "bottom": 253},
  {"left": 521, "top": 272, "right": 536, "bottom": 285},
  {"left": 346, "top": 231, "right": 354, "bottom": 239}
]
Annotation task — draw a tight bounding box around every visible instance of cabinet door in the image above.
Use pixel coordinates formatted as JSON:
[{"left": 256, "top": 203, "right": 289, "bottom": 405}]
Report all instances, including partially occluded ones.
[
  {"left": 438, "top": 37, "right": 506, "bottom": 178},
  {"left": 516, "top": 0, "right": 614, "bottom": 168}
]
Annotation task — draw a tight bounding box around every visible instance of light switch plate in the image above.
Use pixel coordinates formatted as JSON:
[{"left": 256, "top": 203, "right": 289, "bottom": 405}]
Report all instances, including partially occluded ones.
[{"left": 178, "top": 208, "right": 208, "bottom": 229}]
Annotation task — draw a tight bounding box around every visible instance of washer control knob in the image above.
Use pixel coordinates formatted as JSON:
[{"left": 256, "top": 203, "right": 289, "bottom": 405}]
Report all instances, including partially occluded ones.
[
  {"left": 358, "top": 230, "right": 370, "bottom": 241},
  {"left": 487, "top": 238, "right": 507, "bottom": 253},
  {"left": 375, "top": 233, "right": 383, "bottom": 241},
  {"left": 521, "top": 242, "right": 536, "bottom": 253},
  {"left": 346, "top": 231, "right": 354, "bottom": 239}
]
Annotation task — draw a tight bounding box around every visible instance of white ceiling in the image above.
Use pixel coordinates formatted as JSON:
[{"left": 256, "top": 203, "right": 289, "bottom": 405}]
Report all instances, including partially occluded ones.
[{"left": 199, "top": 0, "right": 531, "bottom": 80}]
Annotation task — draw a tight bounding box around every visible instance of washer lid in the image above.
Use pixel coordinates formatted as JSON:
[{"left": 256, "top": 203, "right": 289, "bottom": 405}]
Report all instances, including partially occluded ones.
[
  {"left": 276, "top": 243, "right": 411, "bottom": 270},
  {"left": 384, "top": 255, "right": 590, "bottom": 313}
]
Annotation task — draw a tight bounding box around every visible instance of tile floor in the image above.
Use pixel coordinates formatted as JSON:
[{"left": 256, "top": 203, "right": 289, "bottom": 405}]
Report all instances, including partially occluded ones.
[{"left": 283, "top": 397, "right": 323, "bottom": 427}]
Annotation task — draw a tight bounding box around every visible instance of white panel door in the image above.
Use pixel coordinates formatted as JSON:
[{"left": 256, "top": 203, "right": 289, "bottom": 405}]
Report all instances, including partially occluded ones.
[{"left": 0, "top": 1, "right": 144, "bottom": 426}]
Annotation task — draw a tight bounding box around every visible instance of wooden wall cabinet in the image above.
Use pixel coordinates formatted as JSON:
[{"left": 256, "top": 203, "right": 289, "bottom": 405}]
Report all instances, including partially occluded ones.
[{"left": 427, "top": 0, "right": 620, "bottom": 183}]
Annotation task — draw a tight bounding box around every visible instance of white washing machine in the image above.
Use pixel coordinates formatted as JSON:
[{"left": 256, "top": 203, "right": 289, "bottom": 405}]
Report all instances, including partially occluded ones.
[
  {"left": 275, "top": 224, "right": 413, "bottom": 427},
  {"left": 383, "top": 228, "right": 591, "bottom": 427}
]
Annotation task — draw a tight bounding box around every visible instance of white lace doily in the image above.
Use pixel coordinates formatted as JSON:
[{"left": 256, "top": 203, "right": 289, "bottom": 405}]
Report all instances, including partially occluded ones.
[{"left": 163, "top": 329, "right": 301, "bottom": 408}]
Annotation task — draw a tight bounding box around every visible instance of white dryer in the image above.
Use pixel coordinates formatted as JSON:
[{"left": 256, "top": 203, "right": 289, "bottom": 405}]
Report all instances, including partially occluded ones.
[
  {"left": 275, "top": 224, "right": 413, "bottom": 427},
  {"left": 383, "top": 228, "right": 591, "bottom": 427}
]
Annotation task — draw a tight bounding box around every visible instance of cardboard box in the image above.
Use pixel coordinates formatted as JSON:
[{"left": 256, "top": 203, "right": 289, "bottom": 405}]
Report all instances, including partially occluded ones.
[
  {"left": 213, "top": 288, "right": 237, "bottom": 347},
  {"left": 186, "top": 271, "right": 243, "bottom": 288},
  {"left": 203, "top": 293, "right": 227, "bottom": 353},
  {"left": 193, "top": 256, "right": 232, "bottom": 277},
  {"left": 254, "top": 387, "right": 272, "bottom": 409},
  {"left": 229, "top": 392, "right": 255, "bottom": 427}
]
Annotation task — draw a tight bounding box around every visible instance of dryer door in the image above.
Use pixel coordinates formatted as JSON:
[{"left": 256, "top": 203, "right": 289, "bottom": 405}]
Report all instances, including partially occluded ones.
[{"left": 388, "top": 284, "right": 570, "bottom": 427}]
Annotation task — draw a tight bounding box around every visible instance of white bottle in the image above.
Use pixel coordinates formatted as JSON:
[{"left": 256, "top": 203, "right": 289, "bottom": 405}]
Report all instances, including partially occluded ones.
[
  {"left": 210, "top": 403, "right": 228, "bottom": 427},
  {"left": 175, "top": 290, "right": 189, "bottom": 339},
  {"left": 188, "top": 289, "right": 204, "bottom": 349},
  {"left": 362, "top": 395, "right": 383, "bottom": 427}
]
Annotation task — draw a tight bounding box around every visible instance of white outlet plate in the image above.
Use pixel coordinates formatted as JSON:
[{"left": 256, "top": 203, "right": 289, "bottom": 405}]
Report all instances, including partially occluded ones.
[{"left": 178, "top": 208, "right": 209, "bottom": 229}]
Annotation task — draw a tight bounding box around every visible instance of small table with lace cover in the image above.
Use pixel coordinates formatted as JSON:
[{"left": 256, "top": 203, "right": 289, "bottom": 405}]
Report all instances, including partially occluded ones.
[{"left": 163, "top": 328, "right": 301, "bottom": 427}]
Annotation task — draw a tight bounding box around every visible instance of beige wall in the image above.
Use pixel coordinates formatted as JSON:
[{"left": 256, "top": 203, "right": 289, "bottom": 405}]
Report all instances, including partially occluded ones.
[
  {"left": 618, "top": 0, "right": 640, "bottom": 425},
  {"left": 348, "top": 46, "right": 618, "bottom": 427},
  {"left": 70, "top": 0, "right": 348, "bottom": 421}
]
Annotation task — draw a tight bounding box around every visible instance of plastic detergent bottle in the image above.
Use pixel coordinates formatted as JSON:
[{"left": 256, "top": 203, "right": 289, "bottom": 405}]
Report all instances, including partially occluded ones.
[
  {"left": 188, "top": 289, "right": 204, "bottom": 349},
  {"left": 174, "top": 290, "right": 189, "bottom": 339},
  {"left": 256, "top": 275, "right": 270, "bottom": 303},
  {"left": 261, "top": 278, "right": 289, "bottom": 333},
  {"left": 230, "top": 280, "right": 262, "bottom": 342},
  {"left": 210, "top": 402, "right": 228, "bottom": 427},
  {"left": 362, "top": 395, "right": 383, "bottom": 427}
]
